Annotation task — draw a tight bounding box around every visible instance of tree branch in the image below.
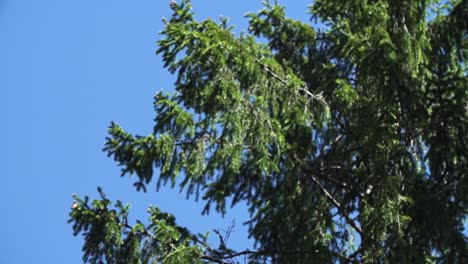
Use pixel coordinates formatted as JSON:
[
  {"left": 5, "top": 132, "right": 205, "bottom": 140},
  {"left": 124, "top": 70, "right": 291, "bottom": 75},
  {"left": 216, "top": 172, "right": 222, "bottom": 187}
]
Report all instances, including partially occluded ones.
[
  {"left": 200, "top": 249, "right": 263, "bottom": 264},
  {"left": 307, "top": 173, "right": 364, "bottom": 237},
  {"left": 313, "top": 168, "right": 365, "bottom": 199},
  {"left": 254, "top": 58, "right": 328, "bottom": 107},
  {"left": 202, "top": 248, "right": 361, "bottom": 264}
]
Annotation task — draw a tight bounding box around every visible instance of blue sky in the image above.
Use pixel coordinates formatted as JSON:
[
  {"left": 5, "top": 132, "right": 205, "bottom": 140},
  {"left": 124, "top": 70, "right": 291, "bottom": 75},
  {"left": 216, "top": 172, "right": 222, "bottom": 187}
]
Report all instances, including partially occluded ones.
[{"left": 1, "top": 1, "right": 311, "bottom": 263}]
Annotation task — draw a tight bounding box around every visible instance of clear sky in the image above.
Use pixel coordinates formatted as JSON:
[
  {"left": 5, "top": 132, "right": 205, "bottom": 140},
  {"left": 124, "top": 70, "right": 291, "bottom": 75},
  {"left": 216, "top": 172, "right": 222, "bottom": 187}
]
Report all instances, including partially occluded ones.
[{"left": 1, "top": 1, "right": 311, "bottom": 263}]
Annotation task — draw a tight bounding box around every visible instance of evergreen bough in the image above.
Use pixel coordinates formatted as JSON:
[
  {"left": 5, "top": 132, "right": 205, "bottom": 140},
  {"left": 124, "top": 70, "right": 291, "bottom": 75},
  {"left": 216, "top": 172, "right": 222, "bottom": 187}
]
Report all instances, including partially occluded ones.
[{"left": 69, "top": 0, "right": 467, "bottom": 263}]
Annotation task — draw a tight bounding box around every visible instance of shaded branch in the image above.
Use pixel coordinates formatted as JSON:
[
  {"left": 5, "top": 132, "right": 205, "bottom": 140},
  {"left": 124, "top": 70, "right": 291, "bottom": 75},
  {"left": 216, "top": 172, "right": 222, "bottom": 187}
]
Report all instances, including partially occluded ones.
[
  {"left": 313, "top": 167, "right": 365, "bottom": 199},
  {"left": 202, "top": 248, "right": 361, "bottom": 264},
  {"left": 307, "top": 173, "right": 364, "bottom": 237}
]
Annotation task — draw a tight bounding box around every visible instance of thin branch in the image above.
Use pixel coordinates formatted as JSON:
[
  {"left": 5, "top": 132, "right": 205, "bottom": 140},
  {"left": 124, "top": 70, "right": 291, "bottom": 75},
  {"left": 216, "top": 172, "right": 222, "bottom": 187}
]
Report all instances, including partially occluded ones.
[
  {"left": 218, "top": 249, "right": 263, "bottom": 260},
  {"left": 315, "top": 170, "right": 364, "bottom": 199},
  {"left": 254, "top": 58, "right": 328, "bottom": 107},
  {"left": 200, "top": 249, "right": 262, "bottom": 264},
  {"left": 200, "top": 255, "right": 229, "bottom": 264},
  {"left": 348, "top": 248, "right": 361, "bottom": 262},
  {"left": 203, "top": 248, "right": 360, "bottom": 264},
  {"left": 307, "top": 173, "right": 364, "bottom": 237},
  {"left": 335, "top": 252, "right": 360, "bottom": 264}
]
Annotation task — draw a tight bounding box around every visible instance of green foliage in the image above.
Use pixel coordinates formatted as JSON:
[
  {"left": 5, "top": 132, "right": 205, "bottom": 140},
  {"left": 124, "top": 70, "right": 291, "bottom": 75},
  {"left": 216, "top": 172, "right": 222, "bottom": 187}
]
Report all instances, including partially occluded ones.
[
  {"left": 69, "top": 188, "right": 202, "bottom": 264},
  {"left": 70, "top": 0, "right": 467, "bottom": 263}
]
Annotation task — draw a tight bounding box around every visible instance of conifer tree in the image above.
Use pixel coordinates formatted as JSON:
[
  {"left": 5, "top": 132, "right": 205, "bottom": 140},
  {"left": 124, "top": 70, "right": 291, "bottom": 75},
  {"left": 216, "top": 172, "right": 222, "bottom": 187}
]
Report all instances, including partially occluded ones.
[{"left": 69, "top": 0, "right": 467, "bottom": 263}]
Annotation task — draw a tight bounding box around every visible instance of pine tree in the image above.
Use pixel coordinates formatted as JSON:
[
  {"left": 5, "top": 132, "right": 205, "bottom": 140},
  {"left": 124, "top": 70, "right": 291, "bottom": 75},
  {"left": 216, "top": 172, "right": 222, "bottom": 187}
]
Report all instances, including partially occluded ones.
[{"left": 69, "top": 0, "right": 467, "bottom": 263}]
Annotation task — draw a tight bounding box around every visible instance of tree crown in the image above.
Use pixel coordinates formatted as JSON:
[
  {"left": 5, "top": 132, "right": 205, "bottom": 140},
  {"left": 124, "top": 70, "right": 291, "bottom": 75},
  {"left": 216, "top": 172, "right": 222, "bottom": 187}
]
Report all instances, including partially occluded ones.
[{"left": 69, "top": 0, "right": 467, "bottom": 263}]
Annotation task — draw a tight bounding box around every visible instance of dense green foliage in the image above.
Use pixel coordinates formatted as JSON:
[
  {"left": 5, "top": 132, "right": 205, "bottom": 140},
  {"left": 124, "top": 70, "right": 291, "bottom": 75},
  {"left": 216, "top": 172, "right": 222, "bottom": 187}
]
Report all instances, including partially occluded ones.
[{"left": 69, "top": 0, "right": 467, "bottom": 263}]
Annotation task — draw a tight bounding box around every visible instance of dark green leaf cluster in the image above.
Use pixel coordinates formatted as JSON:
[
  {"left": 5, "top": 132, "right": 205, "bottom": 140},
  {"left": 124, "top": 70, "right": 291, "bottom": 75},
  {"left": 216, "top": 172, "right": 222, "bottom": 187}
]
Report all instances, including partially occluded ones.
[{"left": 71, "top": 0, "right": 467, "bottom": 263}]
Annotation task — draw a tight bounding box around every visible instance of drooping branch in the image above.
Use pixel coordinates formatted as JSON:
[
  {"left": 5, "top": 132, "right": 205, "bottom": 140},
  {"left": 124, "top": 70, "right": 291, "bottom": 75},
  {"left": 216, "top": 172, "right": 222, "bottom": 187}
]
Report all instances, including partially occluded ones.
[
  {"left": 203, "top": 248, "right": 360, "bottom": 264},
  {"left": 201, "top": 249, "right": 263, "bottom": 264},
  {"left": 254, "top": 58, "right": 328, "bottom": 107},
  {"left": 307, "top": 173, "right": 364, "bottom": 237},
  {"left": 312, "top": 167, "right": 365, "bottom": 199}
]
